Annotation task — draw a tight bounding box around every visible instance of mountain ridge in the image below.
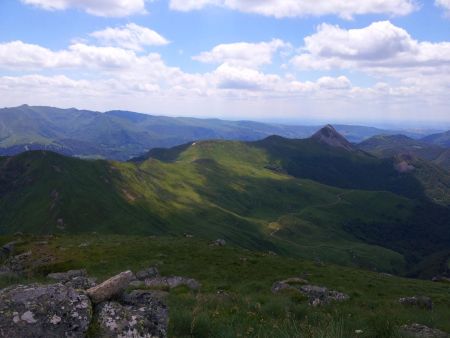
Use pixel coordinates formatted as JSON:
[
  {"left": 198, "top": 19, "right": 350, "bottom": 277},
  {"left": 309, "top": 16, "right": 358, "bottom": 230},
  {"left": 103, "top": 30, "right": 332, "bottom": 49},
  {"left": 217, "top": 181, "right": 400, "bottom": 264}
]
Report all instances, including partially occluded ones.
[{"left": 0, "top": 105, "right": 439, "bottom": 160}]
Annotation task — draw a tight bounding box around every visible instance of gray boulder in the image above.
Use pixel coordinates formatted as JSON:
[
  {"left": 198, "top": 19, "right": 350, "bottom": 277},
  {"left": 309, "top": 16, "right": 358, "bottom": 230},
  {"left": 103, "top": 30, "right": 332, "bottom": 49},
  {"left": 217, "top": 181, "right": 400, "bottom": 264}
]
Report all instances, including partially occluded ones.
[
  {"left": 432, "top": 276, "right": 450, "bottom": 283},
  {"left": 47, "top": 269, "right": 87, "bottom": 282},
  {"left": 212, "top": 239, "right": 226, "bottom": 246},
  {"left": 300, "top": 285, "right": 349, "bottom": 306},
  {"left": 47, "top": 269, "right": 96, "bottom": 290},
  {"left": 136, "top": 267, "right": 160, "bottom": 281},
  {"left": 400, "top": 323, "right": 448, "bottom": 337},
  {"left": 271, "top": 277, "right": 309, "bottom": 293},
  {"left": 144, "top": 276, "right": 201, "bottom": 291},
  {"left": 87, "top": 270, "right": 134, "bottom": 304},
  {"left": 95, "top": 290, "right": 168, "bottom": 338},
  {"left": 399, "top": 296, "right": 433, "bottom": 310},
  {"left": 0, "top": 283, "right": 92, "bottom": 338},
  {"left": 272, "top": 280, "right": 349, "bottom": 306}
]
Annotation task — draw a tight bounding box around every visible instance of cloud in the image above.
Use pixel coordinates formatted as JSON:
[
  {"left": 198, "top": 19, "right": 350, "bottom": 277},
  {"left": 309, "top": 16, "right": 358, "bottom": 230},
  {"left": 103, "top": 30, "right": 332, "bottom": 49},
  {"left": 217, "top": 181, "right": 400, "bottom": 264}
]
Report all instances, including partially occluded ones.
[
  {"left": 21, "top": 0, "right": 146, "bottom": 17},
  {"left": 0, "top": 25, "right": 449, "bottom": 124},
  {"left": 90, "top": 24, "right": 169, "bottom": 51},
  {"left": 291, "top": 21, "right": 450, "bottom": 77},
  {"left": 193, "top": 39, "right": 290, "bottom": 68},
  {"left": 169, "top": 0, "right": 417, "bottom": 19},
  {"left": 436, "top": 0, "right": 450, "bottom": 16},
  {"left": 0, "top": 40, "right": 142, "bottom": 70}
]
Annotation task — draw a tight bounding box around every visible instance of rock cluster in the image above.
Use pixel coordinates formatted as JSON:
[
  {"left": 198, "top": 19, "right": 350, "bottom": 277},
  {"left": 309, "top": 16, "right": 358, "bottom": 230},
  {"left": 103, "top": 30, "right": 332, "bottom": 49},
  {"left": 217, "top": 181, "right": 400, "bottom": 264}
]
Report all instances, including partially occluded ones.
[
  {"left": 399, "top": 323, "right": 449, "bottom": 338},
  {"left": 271, "top": 277, "right": 349, "bottom": 306},
  {"left": 399, "top": 296, "right": 433, "bottom": 310},
  {"left": 0, "top": 266, "right": 194, "bottom": 337}
]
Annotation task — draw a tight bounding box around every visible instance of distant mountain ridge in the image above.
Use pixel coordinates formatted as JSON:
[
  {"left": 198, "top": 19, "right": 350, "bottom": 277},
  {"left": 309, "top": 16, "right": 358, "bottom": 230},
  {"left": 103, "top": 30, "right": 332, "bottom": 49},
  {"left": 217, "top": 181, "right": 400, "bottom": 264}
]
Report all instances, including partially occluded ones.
[
  {"left": 358, "top": 134, "right": 450, "bottom": 170},
  {"left": 0, "top": 105, "right": 438, "bottom": 161},
  {"left": 422, "top": 130, "right": 450, "bottom": 147}
]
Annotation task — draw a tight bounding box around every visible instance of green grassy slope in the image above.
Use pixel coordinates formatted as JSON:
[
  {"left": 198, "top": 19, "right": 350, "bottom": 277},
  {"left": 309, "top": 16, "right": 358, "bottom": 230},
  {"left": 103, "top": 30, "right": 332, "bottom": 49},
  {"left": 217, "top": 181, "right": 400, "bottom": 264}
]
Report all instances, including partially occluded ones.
[
  {"left": 1, "top": 133, "right": 450, "bottom": 276},
  {"left": 1, "top": 235, "right": 449, "bottom": 337}
]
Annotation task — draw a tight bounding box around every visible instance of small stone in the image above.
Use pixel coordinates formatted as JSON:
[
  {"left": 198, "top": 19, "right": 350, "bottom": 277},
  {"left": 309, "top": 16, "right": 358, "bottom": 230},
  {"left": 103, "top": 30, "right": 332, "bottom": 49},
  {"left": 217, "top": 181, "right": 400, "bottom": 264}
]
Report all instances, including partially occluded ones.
[
  {"left": 400, "top": 323, "right": 448, "bottom": 337},
  {"left": 399, "top": 296, "right": 433, "bottom": 310},
  {"left": 212, "top": 239, "right": 226, "bottom": 246}
]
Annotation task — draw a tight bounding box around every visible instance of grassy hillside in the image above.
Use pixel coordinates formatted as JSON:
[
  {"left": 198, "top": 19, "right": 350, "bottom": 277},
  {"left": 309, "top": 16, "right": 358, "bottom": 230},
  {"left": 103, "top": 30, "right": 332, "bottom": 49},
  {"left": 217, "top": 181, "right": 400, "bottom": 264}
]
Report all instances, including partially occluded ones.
[
  {"left": 1, "top": 234, "right": 449, "bottom": 337},
  {"left": 1, "top": 134, "right": 450, "bottom": 277},
  {"left": 0, "top": 105, "right": 431, "bottom": 160},
  {"left": 359, "top": 135, "right": 450, "bottom": 171}
]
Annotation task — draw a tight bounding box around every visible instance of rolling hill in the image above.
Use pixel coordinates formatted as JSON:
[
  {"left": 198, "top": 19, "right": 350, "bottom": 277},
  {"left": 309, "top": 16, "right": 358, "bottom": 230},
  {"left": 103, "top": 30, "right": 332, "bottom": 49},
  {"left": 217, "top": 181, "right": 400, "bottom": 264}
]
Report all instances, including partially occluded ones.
[
  {"left": 1, "top": 126, "right": 449, "bottom": 278},
  {"left": 358, "top": 134, "right": 450, "bottom": 170},
  {"left": 0, "top": 105, "right": 434, "bottom": 160},
  {"left": 422, "top": 130, "right": 450, "bottom": 147}
]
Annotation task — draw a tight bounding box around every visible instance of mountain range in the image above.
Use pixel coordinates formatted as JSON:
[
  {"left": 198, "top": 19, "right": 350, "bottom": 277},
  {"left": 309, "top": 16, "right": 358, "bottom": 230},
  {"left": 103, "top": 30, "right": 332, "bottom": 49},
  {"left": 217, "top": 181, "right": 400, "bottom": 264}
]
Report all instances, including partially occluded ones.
[
  {"left": 0, "top": 105, "right": 440, "bottom": 161},
  {"left": 1, "top": 124, "right": 449, "bottom": 279}
]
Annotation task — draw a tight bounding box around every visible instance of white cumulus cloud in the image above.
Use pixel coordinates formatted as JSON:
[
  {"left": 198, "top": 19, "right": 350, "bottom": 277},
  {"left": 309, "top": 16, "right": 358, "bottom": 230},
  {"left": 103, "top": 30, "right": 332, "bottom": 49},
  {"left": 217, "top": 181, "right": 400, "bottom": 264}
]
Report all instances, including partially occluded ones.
[
  {"left": 170, "top": 0, "right": 417, "bottom": 19},
  {"left": 21, "top": 0, "right": 146, "bottom": 17},
  {"left": 193, "top": 39, "right": 290, "bottom": 68},
  {"left": 90, "top": 24, "right": 169, "bottom": 51},
  {"left": 291, "top": 21, "right": 450, "bottom": 77},
  {"left": 436, "top": 0, "right": 450, "bottom": 16}
]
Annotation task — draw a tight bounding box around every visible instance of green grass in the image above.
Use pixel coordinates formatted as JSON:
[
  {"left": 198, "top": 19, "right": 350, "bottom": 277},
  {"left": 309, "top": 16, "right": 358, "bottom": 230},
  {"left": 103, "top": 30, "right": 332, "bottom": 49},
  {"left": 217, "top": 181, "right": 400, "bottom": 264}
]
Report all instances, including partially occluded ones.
[
  {"left": 1, "top": 234, "right": 449, "bottom": 337},
  {"left": 1, "top": 136, "right": 450, "bottom": 277}
]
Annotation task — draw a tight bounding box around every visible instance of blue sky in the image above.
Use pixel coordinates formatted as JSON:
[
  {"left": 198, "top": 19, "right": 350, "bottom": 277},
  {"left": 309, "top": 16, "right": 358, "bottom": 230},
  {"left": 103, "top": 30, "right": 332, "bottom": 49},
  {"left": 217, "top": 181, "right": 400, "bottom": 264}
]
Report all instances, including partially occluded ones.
[{"left": 0, "top": 0, "right": 449, "bottom": 127}]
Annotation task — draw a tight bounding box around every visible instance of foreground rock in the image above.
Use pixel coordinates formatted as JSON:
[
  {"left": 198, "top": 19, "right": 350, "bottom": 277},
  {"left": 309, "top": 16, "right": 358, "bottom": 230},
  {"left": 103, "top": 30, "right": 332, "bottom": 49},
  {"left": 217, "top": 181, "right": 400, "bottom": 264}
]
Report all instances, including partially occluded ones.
[
  {"left": 144, "top": 276, "right": 201, "bottom": 291},
  {"left": 0, "top": 283, "right": 92, "bottom": 338},
  {"left": 95, "top": 290, "right": 168, "bottom": 338},
  {"left": 399, "top": 296, "right": 433, "bottom": 310},
  {"left": 271, "top": 277, "right": 309, "bottom": 293},
  {"left": 47, "top": 269, "right": 97, "bottom": 290},
  {"left": 136, "top": 266, "right": 160, "bottom": 281},
  {"left": 87, "top": 270, "right": 134, "bottom": 304},
  {"left": 271, "top": 279, "right": 349, "bottom": 306},
  {"left": 400, "top": 323, "right": 449, "bottom": 337}
]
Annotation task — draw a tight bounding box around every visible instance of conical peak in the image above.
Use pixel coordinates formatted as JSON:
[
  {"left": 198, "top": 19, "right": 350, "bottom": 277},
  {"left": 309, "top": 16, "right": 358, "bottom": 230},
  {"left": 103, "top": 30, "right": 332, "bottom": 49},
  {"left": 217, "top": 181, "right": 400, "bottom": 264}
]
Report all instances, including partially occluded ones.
[{"left": 311, "top": 125, "right": 354, "bottom": 151}]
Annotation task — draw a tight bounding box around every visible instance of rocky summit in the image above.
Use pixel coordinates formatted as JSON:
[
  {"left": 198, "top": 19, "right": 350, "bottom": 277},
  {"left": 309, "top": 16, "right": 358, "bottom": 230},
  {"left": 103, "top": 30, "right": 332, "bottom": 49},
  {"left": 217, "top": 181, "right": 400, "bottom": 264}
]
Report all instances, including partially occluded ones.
[{"left": 311, "top": 124, "right": 355, "bottom": 151}]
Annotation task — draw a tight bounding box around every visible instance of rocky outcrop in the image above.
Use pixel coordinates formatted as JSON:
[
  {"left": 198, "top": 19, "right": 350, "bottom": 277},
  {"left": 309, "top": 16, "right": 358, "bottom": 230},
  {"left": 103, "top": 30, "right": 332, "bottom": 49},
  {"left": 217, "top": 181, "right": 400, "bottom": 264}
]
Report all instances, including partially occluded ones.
[
  {"left": 299, "top": 285, "right": 349, "bottom": 306},
  {"left": 87, "top": 270, "right": 134, "bottom": 304},
  {"left": 271, "top": 278, "right": 349, "bottom": 306},
  {"left": 136, "top": 266, "right": 160, "bottom": 281},
  {"left": 0, "top": 283, "right": 92, "bottom": 338},
  {"left": 0, "top": 269, "right": 174, "bottom": 337},
  {"left": 432, "top": 276, "right": 450, "bottom": 283},
  {"left": 95, "top": 290, "right": 168, "bottom": 338},
  {"left": 399, "top": 323, "right": 449, "bottom": 337},
  {"left": 144, "top": 276, "right": 201, "bottom": 291},
  {"left": 399, "top": 296, "right": 433, "bottom": 310},
  {"left": 271, "top": 277, "right": 309, "bottom": 293},
  {"left": 47, "top": 269, "right": 97, "bottom": 290}
]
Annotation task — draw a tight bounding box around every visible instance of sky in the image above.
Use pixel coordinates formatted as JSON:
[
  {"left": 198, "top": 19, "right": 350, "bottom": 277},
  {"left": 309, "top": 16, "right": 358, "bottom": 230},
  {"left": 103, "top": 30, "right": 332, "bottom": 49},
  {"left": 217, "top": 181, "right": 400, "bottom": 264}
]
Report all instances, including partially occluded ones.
[{"left": 0, "top": 0, "right": 449, "bottom": 127}]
